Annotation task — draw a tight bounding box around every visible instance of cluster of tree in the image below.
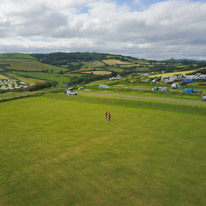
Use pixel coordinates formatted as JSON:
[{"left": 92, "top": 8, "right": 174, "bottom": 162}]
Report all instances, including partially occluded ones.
[
  {"left": 26, "top": 81, "right": 57, "bottom": 91},
  {"left": 67, "top": 63, "right": 82, "bottom": 71},
  {"left": 31, "top": 52, "right": 108, "bottom": 66},
  {"left": 67, "top": 74, "right": 110, "bottom": 86}
]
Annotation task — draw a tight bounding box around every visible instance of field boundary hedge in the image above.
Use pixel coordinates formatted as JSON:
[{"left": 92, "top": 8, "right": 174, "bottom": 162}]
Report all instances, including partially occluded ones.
[{"left": 0, "top": 92, "right": 45, "bottom": 103}]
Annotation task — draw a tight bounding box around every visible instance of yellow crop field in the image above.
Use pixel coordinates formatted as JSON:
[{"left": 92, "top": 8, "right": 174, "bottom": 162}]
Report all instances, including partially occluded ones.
[
  {"left": 82, "top": 61, "right": 105, "bottom": 67},
  {"left": 82, "top": 71, "right": 111, "bottom": 75},
  {"left": 103, "top": 59, "right": 131, "bottom": 65},
  {"left": 0, "top": 74, "right": 7, "bottom": 79},
  {"left": 149, "top": 70, "right": 197, "bottom": 78}
]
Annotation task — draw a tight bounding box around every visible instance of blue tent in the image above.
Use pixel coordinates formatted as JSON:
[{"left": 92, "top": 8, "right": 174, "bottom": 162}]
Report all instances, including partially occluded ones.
[
  {"left": 183, "top": 88, "right": 194, "bottom": 93},
  {"left": 182, "top": 79, "right": 195, "bottom": 84}
]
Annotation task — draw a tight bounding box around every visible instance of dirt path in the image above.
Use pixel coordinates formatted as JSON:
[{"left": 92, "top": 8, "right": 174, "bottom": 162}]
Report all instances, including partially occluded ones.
[{"left": 79, "top": 92, "right": 206, "bottom": 105}]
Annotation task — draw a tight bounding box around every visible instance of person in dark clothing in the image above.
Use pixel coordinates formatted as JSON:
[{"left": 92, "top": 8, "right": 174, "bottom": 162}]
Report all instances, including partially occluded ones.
[
  {"left": 105, "top": 112, "right": 108, "bottom": 120},
  {"left": 108, "top": 112, "right": 111, "bottom": 121}
]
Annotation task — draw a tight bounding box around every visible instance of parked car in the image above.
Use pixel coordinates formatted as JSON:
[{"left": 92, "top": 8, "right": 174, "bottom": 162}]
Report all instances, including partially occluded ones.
[
  {"left": 98, "top": 84, "right": 110, "bottom": 88},
  {"left": 193, "top": 89, "right": 202, "bottom": 93},
  {"left": 67, "top": 90, "right": 77, "bottom": 95},
  {"left": 64, "top": 88, "right": 77, "bottom": 95},
  {"left": 151, "top": 87, "right": 169, "bottom": 91},
  {"left": 151, "top": 79, "right": 157, "bottom": 84},
  {"left": 202, "top": 96, "right": 206, "bottom": 101}
]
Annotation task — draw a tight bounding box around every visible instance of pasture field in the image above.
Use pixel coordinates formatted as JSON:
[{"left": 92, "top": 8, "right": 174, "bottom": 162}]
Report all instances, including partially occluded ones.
[
  {"left": 0, "top": 53, "right": 67, "bottom": 75},
  {"left": 0, "top": 53, "right": 36, "bottom": 60},
  {"left": 6, "top": 61, "right": 67, "bottom": 73},
  {"left": 6, "top": 73, "right": 44, "bottom": 84},
  {"left": 82, "top": 71, "right": 112, "bottom": 75},
  {"left": 64, "top": 73, "right": 82, "bottom": 77},
  {"left": 13, "top": 71, "right": 69, "bottom": 86},
  {"left": 149, "top": 70, "right": 197, "bottom": 78},
  {"left": 103, "top": 59, "right": 131, "bottom": 65},
  {"left": 119, "top": 64, "right": 140, "bottom": 68},
  {"left": 81, "top": 61, "right": 105, "bottom": 68},
  {"left": 106, "top": 67, "right": 124, "bottom": 72},
  {"left": 0, "top": 93, "right": 205, "bottom": 206},
  {"left": 0, "top": 74, "right": 7, "bottom": 79},
  {"left": 74, "top": 67, "right": 105, "bottom": 73}
]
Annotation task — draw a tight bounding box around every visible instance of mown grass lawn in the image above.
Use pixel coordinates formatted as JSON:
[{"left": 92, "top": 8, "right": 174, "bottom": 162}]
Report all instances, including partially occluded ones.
[{"left": 0, "top": 94, "right": 205, "bottom": 206}]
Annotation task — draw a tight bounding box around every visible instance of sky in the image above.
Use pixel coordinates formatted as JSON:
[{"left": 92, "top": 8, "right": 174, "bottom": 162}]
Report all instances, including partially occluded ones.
[{"left": 0, "top": 0, "right": 206, "bottom": 60}]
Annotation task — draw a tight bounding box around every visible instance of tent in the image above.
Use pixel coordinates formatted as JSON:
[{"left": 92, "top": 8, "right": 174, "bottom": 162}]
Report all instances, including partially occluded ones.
[
  {"left": 182, "top": 79, "right": 195, "bottom": 84},
  {"left": 160, "top": 87, "right": 169, "bottom": 91},
  {"left": 183, "top": 88, "right": 194, "bottom": 93}
]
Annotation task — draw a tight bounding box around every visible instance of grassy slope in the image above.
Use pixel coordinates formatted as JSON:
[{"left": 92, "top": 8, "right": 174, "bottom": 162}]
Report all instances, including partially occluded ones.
[
  {"left": 0, "top": 94, "right": 205, "bottom": 206},
  {"left": 0, "top": 54, "right": 69, "bottom": 85},
  {"left": 7, "top": 61, "right": 67, "bottom": 73},
  {"left": 13, "top": 71, "right": 69, "bottom": 86}
]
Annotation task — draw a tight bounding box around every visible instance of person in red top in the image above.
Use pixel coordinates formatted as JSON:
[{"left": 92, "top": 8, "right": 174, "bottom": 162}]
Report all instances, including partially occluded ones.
[{"left": 108, "top": 112, "right": 111, "bottom": 121}]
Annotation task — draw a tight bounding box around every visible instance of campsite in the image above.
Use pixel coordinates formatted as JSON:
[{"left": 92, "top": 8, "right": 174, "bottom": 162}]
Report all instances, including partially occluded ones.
[
  {"left": 1, "top": 0, "right": 206, "bottom": 204},
  {"left": 0, "top": 89, "right": 206, "bottom": 206},
  {"left": 0, "top": 53, "right": 206, "bottom": 206}
]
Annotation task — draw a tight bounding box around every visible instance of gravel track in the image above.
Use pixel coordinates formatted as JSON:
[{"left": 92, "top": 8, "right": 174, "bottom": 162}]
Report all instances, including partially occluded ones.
[{"left": 79, "top": 92, "right": 206, "bottom": 105}]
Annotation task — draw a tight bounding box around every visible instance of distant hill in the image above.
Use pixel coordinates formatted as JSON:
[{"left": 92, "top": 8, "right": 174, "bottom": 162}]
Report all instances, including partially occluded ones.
[
  {"left": 1, "top": 52, "right": 206, "bottom": 88},
  {"left": 177, "top": 59, "right": 206, "bottom": 63}
]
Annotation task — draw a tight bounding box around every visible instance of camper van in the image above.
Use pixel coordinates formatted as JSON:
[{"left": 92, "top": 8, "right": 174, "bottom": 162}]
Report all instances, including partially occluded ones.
[
  {"left": 171, "top": 83, "right": 179, "bottom": 89},
  {"left": 98, "top": 85, "right": 110, "bottom": 88},
  {"left": 64, "top": 88, "right": 77, "bottom": 95}
]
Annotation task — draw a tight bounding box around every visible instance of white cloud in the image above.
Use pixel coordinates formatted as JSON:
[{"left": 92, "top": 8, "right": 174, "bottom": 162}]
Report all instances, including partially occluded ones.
[
  {"left": 133, "top": 0, "right": 141, "bottom": 5},
  {"left": 0, "top": 0, "right": 206, "bottom": 60}
]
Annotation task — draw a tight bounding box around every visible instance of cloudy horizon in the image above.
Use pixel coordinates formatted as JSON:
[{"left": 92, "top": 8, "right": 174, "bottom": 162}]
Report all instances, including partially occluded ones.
[{"left": 0, "top": 0, "right": 206, "bottom": 60}]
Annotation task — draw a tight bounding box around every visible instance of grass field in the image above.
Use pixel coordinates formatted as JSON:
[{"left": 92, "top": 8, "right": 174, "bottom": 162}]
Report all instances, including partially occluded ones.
[
  {"left": 0, "top": 53, "right": 67, "bottom": 74},
  {"left": 0, "top": 93, "right": 205, "bottom": 206},
  {"left": 0, "top": 74, "right": 7, "bottom": 79},
  {"left": 13, "top": 71, "right": 69, "bottom": 86},
  {"left": 103, "top": 59, "right": 131, "bottom": 65},
  {"left": 149, "top": 70, "right": 197, "bottom": 78},
  {"left": 6, "top": 73, "right": 44, "bottom": 84},
  {"left": 82, "top": 71, "right": 112, "bottom": 75},
  {"left": 0, "top": 53, "right": 36, "bottom": 60},
  {"left": 81, "top": 61, "right": 105, "bottom": 68},
  {"left": 6, "top": 61, "right": 66, "bottom": 73}
]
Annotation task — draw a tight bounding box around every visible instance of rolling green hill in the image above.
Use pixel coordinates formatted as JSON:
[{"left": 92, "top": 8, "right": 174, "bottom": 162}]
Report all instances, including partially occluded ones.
[
  {"left": 0, "top": 52, "right": 205, "bottom": 91},
  {"left": 0, "top": 53, "right": 69, "bottom": 86}
]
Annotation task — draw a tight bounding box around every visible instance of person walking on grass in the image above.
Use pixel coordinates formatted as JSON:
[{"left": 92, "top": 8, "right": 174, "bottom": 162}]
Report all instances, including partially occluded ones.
[
  {"left": 105, "top": 112, "right": 108, "bottom": 120},
  {"left": 108, "top": 112, "right": 111, "bottom": 121}
]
